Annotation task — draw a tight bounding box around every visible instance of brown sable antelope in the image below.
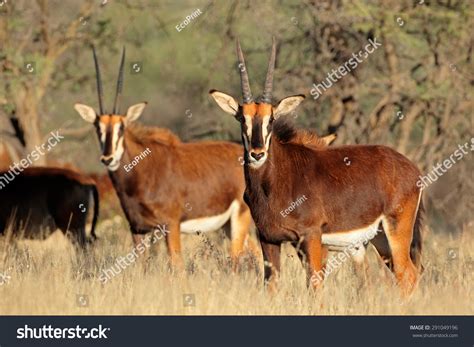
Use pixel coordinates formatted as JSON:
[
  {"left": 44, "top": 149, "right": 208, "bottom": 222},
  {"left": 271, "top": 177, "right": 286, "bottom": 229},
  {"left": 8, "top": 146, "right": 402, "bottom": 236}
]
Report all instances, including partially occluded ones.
[
  {"left": 209, "top": 38, "right": 424, "bottom": 294},
  {"left": 74, "top": 47, "right": 258, "bottom": 268},
  {"left": 0, "top": 167, "right": 98, "bottom": 248}
]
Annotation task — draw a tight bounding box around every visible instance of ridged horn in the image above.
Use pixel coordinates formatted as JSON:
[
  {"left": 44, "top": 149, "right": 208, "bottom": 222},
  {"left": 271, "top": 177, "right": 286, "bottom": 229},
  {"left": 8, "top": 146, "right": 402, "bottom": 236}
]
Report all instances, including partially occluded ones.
[
  {"left": 92, "top": 45, "right": 105, "bottom": 115},
  {"left": 113, "top": 46, "right": 126, "bottom": 114},
  {"left": 261, "top": 37, "right": 276, "bottom": 104},
  {"left": 236, "top": 38, "right": 253, "bottom": 104}
]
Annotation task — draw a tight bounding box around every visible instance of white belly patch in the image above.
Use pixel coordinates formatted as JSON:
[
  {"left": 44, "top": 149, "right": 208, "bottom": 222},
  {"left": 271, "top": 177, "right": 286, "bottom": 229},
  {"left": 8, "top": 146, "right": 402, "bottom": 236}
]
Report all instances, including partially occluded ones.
[
  {"left": 180, "top": 200, "right": 239, "bottom": 234},
  {"left": 322, "top": 215, "right": 386, "bottom": 251}
]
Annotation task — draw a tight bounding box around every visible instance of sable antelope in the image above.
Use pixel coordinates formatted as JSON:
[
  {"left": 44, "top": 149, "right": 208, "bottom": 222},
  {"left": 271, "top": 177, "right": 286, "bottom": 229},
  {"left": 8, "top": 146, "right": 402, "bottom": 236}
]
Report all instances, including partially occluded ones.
[
  {"left": 74, "top": 47, "right": 258, "bottom": 268},
  {"left": 209, "top": 38, "right": 424, "bottom": 294},
  {"left": 88, "top": 173, "right": 122, "bottom": 219},
  {"left": 0, "top": 167, "right": 98, "bottom": 248}
]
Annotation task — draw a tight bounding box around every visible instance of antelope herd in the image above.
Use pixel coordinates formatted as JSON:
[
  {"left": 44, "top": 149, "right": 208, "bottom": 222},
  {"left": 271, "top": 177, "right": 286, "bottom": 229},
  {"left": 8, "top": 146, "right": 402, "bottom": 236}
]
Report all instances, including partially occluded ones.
[{"left": 0, "top": 39, "right": 425, "bottom": 295}]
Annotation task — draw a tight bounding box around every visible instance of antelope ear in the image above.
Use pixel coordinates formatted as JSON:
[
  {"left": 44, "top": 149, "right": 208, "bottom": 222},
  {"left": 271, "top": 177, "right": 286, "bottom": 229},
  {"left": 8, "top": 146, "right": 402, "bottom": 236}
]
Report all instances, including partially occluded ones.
[
  {"left": 74, "top": 103, "right": 97, "bottom": 123},
  {"left": 209, "top": 90, "right": 239, "bottom": 116},
  {"left": 273, "top": 95, "right": 305, "bottom": 119},
  {"left": 321, "top": 133, "right": 337, "bottom": 146},
  {"left": 125, "top": 102, "right": 147, "bottom": 125}
]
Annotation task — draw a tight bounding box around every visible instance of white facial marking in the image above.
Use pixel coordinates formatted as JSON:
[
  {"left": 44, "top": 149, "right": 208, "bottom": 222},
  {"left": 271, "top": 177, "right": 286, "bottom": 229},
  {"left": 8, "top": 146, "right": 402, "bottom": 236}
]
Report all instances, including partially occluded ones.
[
  {"left": 243, "top": 115, "right": 252, "bottom": 142},
  {"left": 242, "top": 114, "right": 253, "bottom": 151},
  {"left": 180, "top": 200, "right": 239, "bottom": 233},
  {"left": 99, "top": 123, "right": 106, "bottom": 144},
  {"left": 247, "top": 114, "right": 271, "bottom": 169},
  {"left": 261, "top": 115, "right": 271, "bottom": 150},
  {"left": 105, "top": 123, "right": 125, "bottom": 172},
  {"left": 111, "top": 123, "right": 120, "bottom": 149},
  {"left": 243, "top": 115, "right": 252, "bottom": 138},
  {"left": 248, "top": 156, "right": 267, "bottom": 169}
]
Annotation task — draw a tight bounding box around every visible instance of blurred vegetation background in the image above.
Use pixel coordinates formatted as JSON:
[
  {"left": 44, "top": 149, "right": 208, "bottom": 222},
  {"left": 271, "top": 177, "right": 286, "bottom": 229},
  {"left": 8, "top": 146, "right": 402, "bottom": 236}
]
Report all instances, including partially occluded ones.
[{"left": 0, "top": 0, "right": 472, "bottom": 233}]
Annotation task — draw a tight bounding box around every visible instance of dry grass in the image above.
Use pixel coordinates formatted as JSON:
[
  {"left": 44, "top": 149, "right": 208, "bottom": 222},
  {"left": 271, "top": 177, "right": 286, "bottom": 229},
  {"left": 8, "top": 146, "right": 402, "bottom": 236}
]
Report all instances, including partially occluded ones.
[{"left": 0, "top": 216, "right": 472, "bottom": 315}]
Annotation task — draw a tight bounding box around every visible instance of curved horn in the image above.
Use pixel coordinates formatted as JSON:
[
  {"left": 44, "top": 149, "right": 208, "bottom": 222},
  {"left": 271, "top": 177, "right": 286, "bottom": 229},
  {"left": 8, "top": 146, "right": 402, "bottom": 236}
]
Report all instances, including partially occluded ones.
[
  {"left": 236, "top": 39, "right": 253, "bottom": 104},
  {"left": 92, "top": 45, "right": 105, "bottom": 115},
  {"left": 113, "top": 46, "right": 126, "bottom": 114},
  {"left": 261, "top": 37, "right": 276, "bottom": 104}
]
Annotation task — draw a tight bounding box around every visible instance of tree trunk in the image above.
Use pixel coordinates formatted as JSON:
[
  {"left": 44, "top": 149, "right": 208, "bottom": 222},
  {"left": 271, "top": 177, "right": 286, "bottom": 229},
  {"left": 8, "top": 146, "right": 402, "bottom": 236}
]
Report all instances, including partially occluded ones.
[{"left": 14, "top": 86, "right": 46, "bottom": 166}]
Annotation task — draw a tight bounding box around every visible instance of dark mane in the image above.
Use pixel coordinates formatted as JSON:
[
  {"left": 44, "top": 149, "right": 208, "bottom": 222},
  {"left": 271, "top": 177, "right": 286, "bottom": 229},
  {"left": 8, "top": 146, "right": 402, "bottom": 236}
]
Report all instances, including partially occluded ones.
[
  {"left": 127, "top": 123, "right": 181, "bottom": 146},
  {"left": 273, "top": 118, "right": 328, "bottom": 148}
]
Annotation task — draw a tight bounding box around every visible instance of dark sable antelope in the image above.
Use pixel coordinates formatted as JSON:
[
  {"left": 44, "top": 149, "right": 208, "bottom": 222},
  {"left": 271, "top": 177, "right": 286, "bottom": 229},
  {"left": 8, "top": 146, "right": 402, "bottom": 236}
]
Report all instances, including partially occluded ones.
[
  {"left": 0, "top": 167, "right": 98, "bottom": 248},
  {"left": 210, "top": 38, "right": 423, "bottom": 294},
  {"left": 74, "top": 47, "right": 257, "bottom": 268}
]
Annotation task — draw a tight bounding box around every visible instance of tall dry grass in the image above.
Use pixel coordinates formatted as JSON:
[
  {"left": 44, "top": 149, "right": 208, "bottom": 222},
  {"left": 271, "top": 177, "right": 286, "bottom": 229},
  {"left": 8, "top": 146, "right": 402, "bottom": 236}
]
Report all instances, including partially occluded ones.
[{"left": 0, "top": 216, "right": 472, "bottom": 315}]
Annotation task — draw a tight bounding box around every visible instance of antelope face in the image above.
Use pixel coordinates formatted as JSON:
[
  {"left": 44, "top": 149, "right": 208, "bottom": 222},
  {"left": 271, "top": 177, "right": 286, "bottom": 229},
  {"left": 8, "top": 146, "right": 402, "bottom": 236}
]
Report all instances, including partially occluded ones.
[
  {"left": 74, "top": 103, "right": 147, "bottom": 171},
  {"left": 210, "top": 38, "right": 305, "bottom": 168},
  {"left": 210, "top": 91, "right": 305, "bottom": 168},
  {"left": 240, "top": 103, "right": 272, "bottom": 168}
]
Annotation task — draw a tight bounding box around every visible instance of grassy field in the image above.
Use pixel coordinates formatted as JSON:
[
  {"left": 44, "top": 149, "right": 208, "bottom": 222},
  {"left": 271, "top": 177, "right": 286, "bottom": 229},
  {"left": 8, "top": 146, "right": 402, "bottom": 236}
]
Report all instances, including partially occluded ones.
[{"left": 0, "top": 215, "right": 472, "bottom": 315}]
